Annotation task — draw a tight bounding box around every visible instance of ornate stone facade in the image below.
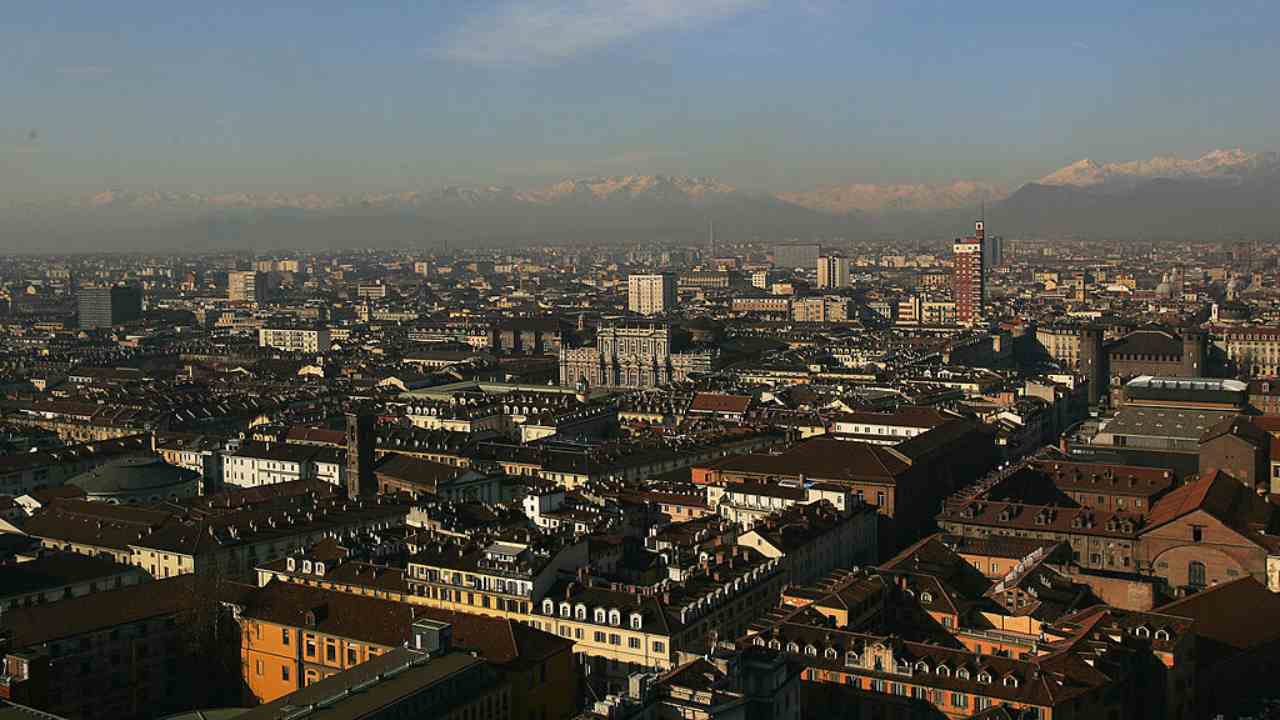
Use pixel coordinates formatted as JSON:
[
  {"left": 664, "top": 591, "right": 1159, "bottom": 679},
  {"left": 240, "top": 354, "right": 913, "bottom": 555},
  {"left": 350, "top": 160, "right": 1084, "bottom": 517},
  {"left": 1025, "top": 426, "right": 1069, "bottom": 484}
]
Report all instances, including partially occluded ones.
[{"left": 559, "top": 324, "right": 716, "bottom": 389}]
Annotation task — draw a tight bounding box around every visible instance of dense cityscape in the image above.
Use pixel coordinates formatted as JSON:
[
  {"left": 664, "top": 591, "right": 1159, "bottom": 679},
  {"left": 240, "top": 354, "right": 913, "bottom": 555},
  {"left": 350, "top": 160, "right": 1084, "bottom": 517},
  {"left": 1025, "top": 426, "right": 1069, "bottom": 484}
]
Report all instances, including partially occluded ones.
[
  {"left": 1, "top": 224, "right": 1280, "bottom": 720},
  {"left": 7, "top": 2, "right": 1280, "bottom": 719}
]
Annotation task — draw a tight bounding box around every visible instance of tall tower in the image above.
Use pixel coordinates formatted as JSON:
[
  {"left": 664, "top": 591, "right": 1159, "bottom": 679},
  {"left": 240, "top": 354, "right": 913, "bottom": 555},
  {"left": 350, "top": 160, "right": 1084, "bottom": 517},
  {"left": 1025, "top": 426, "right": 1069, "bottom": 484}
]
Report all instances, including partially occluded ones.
[
  {"left": 345, "top": 411, "right": 376, "bottom": 497},
  {"left": 1182, "top": 329, "right": 1208, "bottom": 377},
  {"left": 1080, "top": 327, "right": 1108, "bottom": 406},
  {"left": 628, "top": 274, "right": 676, "bottom": 316},
  {"left": 708, "top": 219, "right": 716, "bottom": 259},
  {"left": 817, "top": 255, "right": 850, "bottom": 289},
  {"left": 952, "top": 221, "right": 987, "bottom": 326}
]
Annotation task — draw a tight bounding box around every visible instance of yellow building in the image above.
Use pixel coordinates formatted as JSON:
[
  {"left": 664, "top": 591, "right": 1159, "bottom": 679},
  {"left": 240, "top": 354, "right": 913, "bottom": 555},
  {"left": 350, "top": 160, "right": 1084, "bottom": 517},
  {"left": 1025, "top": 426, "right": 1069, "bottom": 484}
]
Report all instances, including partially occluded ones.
[{"left": 236, "top": 580, "right": 579, "bottom": 719}]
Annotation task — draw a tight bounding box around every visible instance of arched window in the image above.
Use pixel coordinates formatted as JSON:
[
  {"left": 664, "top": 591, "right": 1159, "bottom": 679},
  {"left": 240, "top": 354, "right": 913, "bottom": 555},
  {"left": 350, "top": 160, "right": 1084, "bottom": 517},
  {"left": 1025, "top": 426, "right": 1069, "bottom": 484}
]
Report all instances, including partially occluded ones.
[
  {"left": 1189, "top": 561, "right": 1207, "bottom": 590},
  {"left": 575, "top": 604, "right": 587, "bottom": 620},
  {"left": 1134, "top": 626, "right": 1150, "bottom": 638},
  {"left": 594, "top": 608, "right": 606, "bottom": 624},
  {"left": 805, "top": 645, "right": 818, "bottom": 657},
  {"left": 542, "top": 599, "right": 554, "bottom": 615},
  {"left": 608, "top": 609, "right": 621, "bottom": 627},
  {"left": 956, "top": 668, "right": 970, "bottom": 680},
  {"left": 936, "top": 665, "right": 950, "bottom": 678},
  {"left": 630, "top": 612, "right": 643, "bottom": 630},
  {"left": 1004, "top": 676, "right": 1019, "bottom": 688},
  {"left": 845, "top": 651, "right": 860, "bottom": 667},
  {"left": 920, "top": 592, "right": 933, "bottom": 604},
  {"left": 977, "top": 672, "right": 991, "bottom": 684},
  {"left": 559, "top": 602, "right": 571, "bottom": 618},
  {"left": 786, "top": 642, "right": 800, "bottom": 653},
  {"left": 1155, "top": 629, "right": 1171, "bottom": 641}
]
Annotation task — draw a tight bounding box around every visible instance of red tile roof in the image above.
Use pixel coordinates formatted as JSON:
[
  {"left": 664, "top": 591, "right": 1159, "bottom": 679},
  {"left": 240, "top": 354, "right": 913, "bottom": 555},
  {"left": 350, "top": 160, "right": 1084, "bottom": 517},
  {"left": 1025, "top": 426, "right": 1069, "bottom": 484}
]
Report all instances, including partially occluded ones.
[
  {"left": 689, "top": 393, "right": 752, "bottom": 415},
  {"left": 1145, "top": 470, "right": 1233, "bottom": 531}
]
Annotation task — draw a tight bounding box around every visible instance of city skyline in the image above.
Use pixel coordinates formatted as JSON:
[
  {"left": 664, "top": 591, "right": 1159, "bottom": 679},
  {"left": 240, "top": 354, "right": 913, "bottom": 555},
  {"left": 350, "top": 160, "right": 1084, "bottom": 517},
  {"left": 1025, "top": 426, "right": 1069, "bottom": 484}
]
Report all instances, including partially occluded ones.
[{"left": 4, "top": 1, "right": 1280, "bottom": 200}]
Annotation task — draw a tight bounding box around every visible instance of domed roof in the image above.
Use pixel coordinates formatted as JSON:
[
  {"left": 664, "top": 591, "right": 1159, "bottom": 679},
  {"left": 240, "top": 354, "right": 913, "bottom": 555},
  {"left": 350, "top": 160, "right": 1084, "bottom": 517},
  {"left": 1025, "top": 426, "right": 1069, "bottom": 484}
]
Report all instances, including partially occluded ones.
[{"left": 68, "top": 456, "right": 199, "bottom": 496}]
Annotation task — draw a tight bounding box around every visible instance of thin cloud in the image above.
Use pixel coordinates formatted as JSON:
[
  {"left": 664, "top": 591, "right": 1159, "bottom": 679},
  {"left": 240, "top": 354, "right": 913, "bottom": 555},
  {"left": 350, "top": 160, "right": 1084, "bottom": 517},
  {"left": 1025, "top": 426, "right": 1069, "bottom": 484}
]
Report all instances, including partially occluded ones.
[
  {"left": 605, "top": 149, "right": 687, "bottom": 165},
  {"left": 57, "top": 66, "right": 113, "bottom": 77},
  {"left": 497, "top": 148, "right": 687, "bottom": 177},
  {"left": 439, "top": 0, "right": 764, "bottom": 66}
]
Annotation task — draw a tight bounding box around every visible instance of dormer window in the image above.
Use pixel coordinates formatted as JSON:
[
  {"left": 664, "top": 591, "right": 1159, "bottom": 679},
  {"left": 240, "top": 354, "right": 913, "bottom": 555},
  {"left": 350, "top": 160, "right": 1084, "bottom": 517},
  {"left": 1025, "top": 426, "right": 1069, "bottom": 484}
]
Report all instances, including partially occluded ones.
[
  {"left": 754, "top": 636, "right": 766, "bottom": 647},
  {"left": 977, "top": 672, "right": 991, "bottom": 684},
  {"left": 594, "top": 608, "right": 606, "bottom": 624},
  {"left": 956, "top": 669, "right": 970, "bottom": 680},
  {"left": 769, "top": 639, "right": 781, "bottom": 650},
  {"left": 914, "top": 661, "right": 929, "bottom": 673},
  {"left": 804, "top": 644, "right": 817, "bottom": 657},
  {"left": 575, "top": 604, "right": 587, "bottom": 621},
  {"left": 559, "top": 602, "right": 571, "bottom": 618},
  {"left": 608, "top": 609, "right": 621, "bottom": 627},
  {"left": 1004, "top": 676, "right": 1019, "bottom": 688},
  {"left": 630, "top": 612, "right": 643, "bottom": 630},
  {"left": 824, "top": 648, "right": 838, "bottom": 660},
  {"left": 920, "top": 592, "right": 933, "bottom": 604},
  {"left": 845, "top": 651, "right": 859, "bottom": 667},
  {"left": 936, "top": 665, "right": 950, "bottom": 678},
  {"left": 786, "top": 642, "right": 800, "bottom": 654},
  {"left": 542, "top": 599, "right": 554, "bottom": 615},
  {"left": 1134, "top": 626, "right": 1150, "bottom": 638}
]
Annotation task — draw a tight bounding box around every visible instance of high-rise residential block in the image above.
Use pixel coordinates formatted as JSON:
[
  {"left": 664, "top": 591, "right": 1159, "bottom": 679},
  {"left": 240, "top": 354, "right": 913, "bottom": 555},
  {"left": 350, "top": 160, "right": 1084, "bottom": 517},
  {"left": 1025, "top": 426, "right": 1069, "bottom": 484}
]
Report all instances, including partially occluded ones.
[
  {"left": 228, "top": 271, "right": 269, "bottom": 305},
  {"left": 78, "top": 285, "right": 143, "bottom": 329},
  {"left": 952, "top": 221, "right": 986, "bottom": 326},
  {"left": 817, "top": 255, "right": 850, "bottom": 289},
  {"left": 628, "top": 273, "right": 676, "bottom": 316}
]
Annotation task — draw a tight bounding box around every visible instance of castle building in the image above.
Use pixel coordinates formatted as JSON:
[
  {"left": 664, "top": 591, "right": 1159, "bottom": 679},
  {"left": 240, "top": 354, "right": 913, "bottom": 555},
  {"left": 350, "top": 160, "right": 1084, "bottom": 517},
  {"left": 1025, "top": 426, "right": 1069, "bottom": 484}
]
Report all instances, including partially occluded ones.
[{"left": 559, "top": 323, "right": 716, "bottom": 389}]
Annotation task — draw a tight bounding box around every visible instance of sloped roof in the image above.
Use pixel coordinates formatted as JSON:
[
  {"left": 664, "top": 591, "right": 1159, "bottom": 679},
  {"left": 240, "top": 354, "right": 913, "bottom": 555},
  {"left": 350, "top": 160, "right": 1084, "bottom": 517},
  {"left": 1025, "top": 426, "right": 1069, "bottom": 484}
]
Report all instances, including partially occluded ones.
[
  {"left": 1200, "top": 414, "right": 1269, "bottom": 446},
  {"left": 1157, "top": 576, "right": 1280, "bottom": 652},
  {"left": 1144, "top": 469, "right": 1254, "bottom": 532},
  {"left": 689, "top": 392, "right": 752, "bottom": 415}
]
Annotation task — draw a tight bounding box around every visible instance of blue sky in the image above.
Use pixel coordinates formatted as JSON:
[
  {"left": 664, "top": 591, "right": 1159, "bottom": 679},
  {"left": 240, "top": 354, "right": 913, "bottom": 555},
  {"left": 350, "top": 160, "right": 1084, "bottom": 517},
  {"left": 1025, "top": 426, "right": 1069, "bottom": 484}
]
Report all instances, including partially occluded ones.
[{"left": 2, "top": 0, "right": 1278, "bottom": 198}]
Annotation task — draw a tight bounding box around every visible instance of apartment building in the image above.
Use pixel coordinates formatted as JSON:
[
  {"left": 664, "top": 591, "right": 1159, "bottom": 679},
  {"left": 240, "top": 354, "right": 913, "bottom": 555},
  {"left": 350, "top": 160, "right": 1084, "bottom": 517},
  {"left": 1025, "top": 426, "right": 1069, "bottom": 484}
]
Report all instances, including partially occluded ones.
[{"left": 258, "top": 326, "right": 331, "bottom": 354}]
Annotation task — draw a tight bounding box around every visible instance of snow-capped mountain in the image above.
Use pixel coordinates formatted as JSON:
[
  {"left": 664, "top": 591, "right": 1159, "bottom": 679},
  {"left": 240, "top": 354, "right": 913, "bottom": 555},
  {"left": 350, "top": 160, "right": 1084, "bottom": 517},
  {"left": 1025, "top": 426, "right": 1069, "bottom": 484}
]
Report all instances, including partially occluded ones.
[
  {"left": 7, "top": 152, "right": 1279, "bottom": 251},
  {"left": 55, "top": 176, "right": 746, "bottom": 212},
  {"left": 1038, "top": 149, "right": 1279, "bottom": 189},
  {"left": 5, "top": 175, "right": 858, "bottom": 252},
  {"left": 518, "top": 175, "right": 739, "bottom": 203}
]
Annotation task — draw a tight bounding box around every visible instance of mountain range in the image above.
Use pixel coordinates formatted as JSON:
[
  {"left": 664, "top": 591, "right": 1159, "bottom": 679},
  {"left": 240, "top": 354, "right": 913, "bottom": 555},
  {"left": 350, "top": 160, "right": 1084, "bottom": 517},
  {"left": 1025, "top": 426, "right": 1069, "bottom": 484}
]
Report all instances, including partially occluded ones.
[{"left": 3, "top": 149, "right": 1278, "bottom": 251}]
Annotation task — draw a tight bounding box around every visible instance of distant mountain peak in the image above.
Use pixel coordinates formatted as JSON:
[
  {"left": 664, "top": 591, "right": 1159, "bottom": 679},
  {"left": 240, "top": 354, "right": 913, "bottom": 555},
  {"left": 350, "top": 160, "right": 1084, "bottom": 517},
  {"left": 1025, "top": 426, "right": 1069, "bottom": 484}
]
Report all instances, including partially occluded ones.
[
  {"left": 1038, "top": 148, "right": 1272, "bottom": 188},
  {"left": 520, "top": 174, "right": 739, "bottom": 203}
]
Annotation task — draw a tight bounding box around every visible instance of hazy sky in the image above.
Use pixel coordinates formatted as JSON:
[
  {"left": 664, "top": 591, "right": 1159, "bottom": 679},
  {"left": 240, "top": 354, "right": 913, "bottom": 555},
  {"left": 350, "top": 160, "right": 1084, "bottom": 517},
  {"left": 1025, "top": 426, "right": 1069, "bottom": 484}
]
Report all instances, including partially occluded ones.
[{"left": 3, "top": 0, "right": 1279, "bottom": 198}]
